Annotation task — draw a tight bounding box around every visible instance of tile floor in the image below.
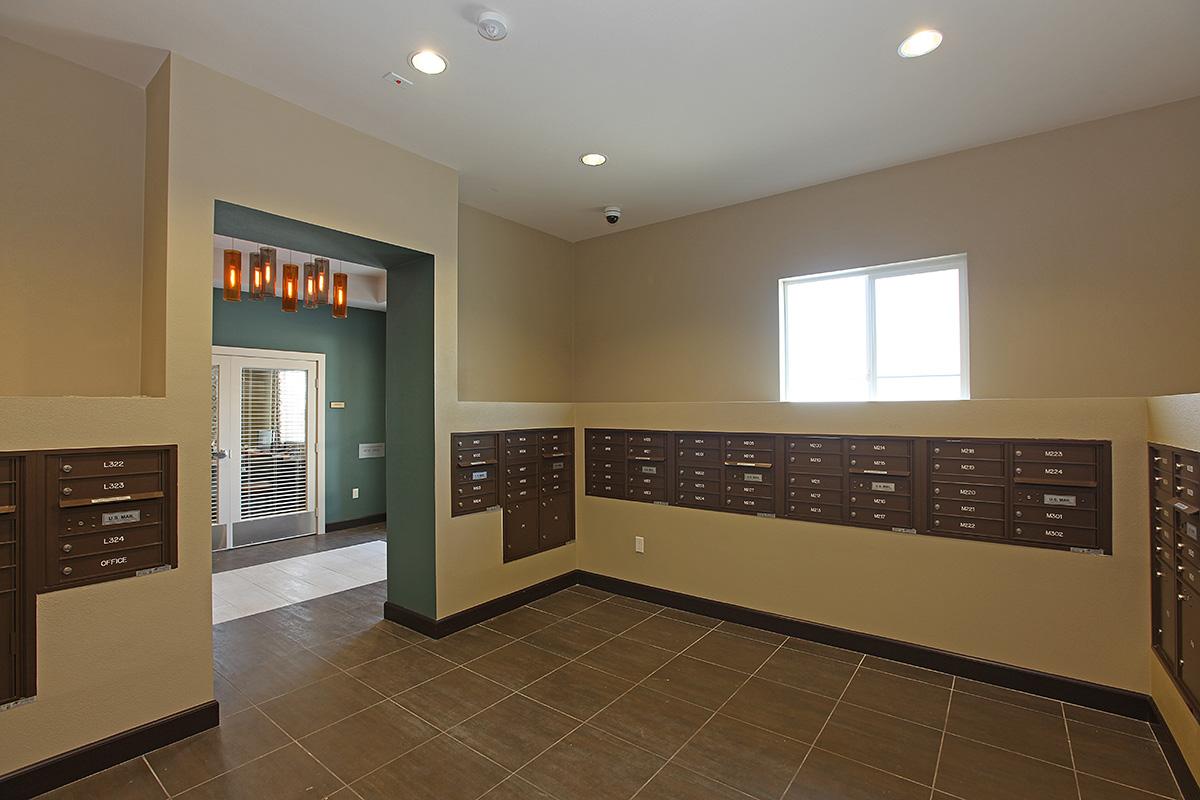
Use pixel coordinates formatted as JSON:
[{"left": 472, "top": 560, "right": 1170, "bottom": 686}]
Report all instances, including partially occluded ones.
[
  {"left": 212, "top": 525, "right": 387, "bottom": 575},
  {"left": 211, "top": 541, "right": 388, "bottom": 623},
  {"left": 39, "top": 585, "right": 1184, "bottom": 800}
]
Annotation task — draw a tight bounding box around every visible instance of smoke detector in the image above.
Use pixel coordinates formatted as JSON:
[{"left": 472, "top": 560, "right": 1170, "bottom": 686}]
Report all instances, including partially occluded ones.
[{"left": 477, "top": 11, "right": 509, "bottom": 41}]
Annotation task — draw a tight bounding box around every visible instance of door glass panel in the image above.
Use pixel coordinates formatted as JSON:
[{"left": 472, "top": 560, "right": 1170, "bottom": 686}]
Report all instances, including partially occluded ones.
[{"left": 240, "top": 367, "right": 310, "bottom": 521}]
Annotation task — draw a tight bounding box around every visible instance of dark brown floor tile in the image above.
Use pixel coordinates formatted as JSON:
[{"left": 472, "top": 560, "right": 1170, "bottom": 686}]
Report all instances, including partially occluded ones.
[
  {"left": 684, "top": 630, "right": 777, "bottom": 673},
  {"left": 481, "top": 776, "right": 558, "bottom": 799},
  {"left": 757, "top": 646, "right": 858, "bottom": 699},
  {"left": 622, "top": 615, "right": 710, "bottom": 651},
  {"left": 784, "top": 637, "right": 864, "bottom": 665},
  {"left": 578, "top": 635, "right": 675, "bottom": 681},
  {"left": 212, "top": 615, "right": 308, "bottom": 674},
  {"left": 482, "top": 606, "right": 559, "bottom": 637},
  {"left": 636, "top": 763, "right": 749, "bottom": 800},
  {"left": 370, "top": 617, "right": 429, "bottom": 644},
  {"left": 258, "top": 603, "right": 375, "bottom": 648},
  {"left": 785, "top": 746, "right": 931, "bottom": 800},
  {"left": 1078, "top": 772, "right": 1177, "bottom": 799},
  {"left": 352, "top": 735, "right": 509, "bottom": 800},
  {"left": 716, "top": 620, "right": 787, "bottom": 645},
  {"left": 213, "top": 671, "right": 253, "bottom": 719},
  {"left": 955, "top": 677, "right": 1063, "bottom": 716},
  {"left": 146, "top": 708, "right": 290, "bottom": 795},
  {"left": 175, "top": 743, "right": 342, "bottom": 800},
  {"left": 394, "top": 667, "right": 511, "bottom": 729},
  {"left": 842, "top": 667, "right": 951, "bottom": 728},
  {"left": 217, "top": 645, "right": 341, "bottom": 704},
  {"left": 523, "top": 619, "right": 613, "bottom": 659},
  {"left": 861, "top": 655, "right": 953, "bottom": 687},
  {"left": 570, "top": 601, "right": 653, "bottom": 634},
  {"left": 421, "top": 625, "right": 513, "bottom": 664},
  {"left": 935, "top": 733, "right": 1078, "bottom": 800},
  {"left": 816, "top": 702, "right": 943, "bottom": 785},
  {"left": 590, "top": 686, "right": 712, "bottom": 757},
  {"left": 675, "top": 713, "right": 808, "bottom": 800},
  {"left": 467, "top": 641, "right": 569, "bottom": 690},
  {"left": 347, "top": 645, "right": 455, "bottom": 696},
  {"left": 308, "top": 627, "right": 411, "bottom": 669},
  {"left": 660, "top": 607, "right": 721, "bottom": 628},
  {"left": 721, "top": 677, "right": 835, "bottom": 742},
  {"left": 606, "top": 595, "right": 664, "bottom": 613},
  {"left": 521, "top": 661, "right": 633, "bottom": 719},
  {"left": 39, "top": 757, "right": 167, "bottom": 800},
  {"left": 643, "top": 655, "right": 747, "bottom": 710},
  {"left": 212, "top": 527, "right": 384, "bottom": 573},
  {"left": 449, "top": 693, "right": 580, "bottom": 770},
  {"left": 1069, "top": 720, "right": 1181, "bottom": 798},
  {"left": 526, "top": 590, "right": 601, "bottom": 617},
  {"left": 946, "top": 691, "right": 1071, "bottom": 766},
  {"left": 258, "top": 672, "right": 384, "bottom": 738},
  {"left": 567, "top": 585, "right": 612, "bottom": 599},
  {"left": 518, "top": 724, "right": 665, "bottom": 800},
  {"left": 1067, "top": 705, "right": 1155, "bottom": 740},
  {"left": 299, "top": 700, "right": 438, "bottom": 783}
]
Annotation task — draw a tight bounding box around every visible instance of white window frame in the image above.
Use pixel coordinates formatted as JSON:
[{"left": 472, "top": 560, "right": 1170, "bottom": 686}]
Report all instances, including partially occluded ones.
[{"left": 778, "top": 254, "right": 970, "bottom": 402}]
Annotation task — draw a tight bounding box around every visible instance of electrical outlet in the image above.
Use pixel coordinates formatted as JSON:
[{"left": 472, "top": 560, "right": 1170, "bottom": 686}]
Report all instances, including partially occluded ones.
[
  {"left": 352, "top": 488, "right": 360, "bottom": 499},
  {"left": 634, "top": 536, "right": 645, "bottom": 554}
]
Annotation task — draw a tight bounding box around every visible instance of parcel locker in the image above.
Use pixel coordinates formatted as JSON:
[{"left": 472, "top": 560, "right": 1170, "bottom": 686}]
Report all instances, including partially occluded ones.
[{"left": 503, "top": 499, "right": 539, "bottom": 561}]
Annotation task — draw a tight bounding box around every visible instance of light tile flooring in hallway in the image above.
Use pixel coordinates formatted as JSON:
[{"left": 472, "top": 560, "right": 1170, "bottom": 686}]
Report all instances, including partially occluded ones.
[{"left": 40, "top": 585, "right": 1184, "bottom": 800}]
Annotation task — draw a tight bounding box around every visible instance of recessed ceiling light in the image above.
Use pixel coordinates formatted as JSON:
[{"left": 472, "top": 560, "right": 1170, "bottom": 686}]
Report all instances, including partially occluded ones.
[
  {"left": 580, "top": 153, "right": 607, "bottom": 167},
  {"left": 409, "top": 50, "right": 448, "bottom": 75},
  {"left": 897, "top": 29, "right": 943, "bottom": 58}
]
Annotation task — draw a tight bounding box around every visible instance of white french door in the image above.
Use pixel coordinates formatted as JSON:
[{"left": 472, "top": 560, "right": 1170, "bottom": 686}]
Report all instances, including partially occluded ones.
[{"left": 211, "top": 347, "right": 325, "bottom": 550}]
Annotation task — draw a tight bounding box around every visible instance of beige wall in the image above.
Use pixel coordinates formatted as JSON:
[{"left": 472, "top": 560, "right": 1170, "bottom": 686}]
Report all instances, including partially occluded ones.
[
  {"left": 572, "top": 97, "right": 1200, "bottom": 402},
  {"left": 576, "top": 398, "right": 1149, "bottom": 692},
  {"left": 1149, "top": 393, "right": 1200, "bottom": 779},
  {"left": 458, "top": 204, "right": 574, "bottom": 402},
  {"left": 0, "top": 37, "right": 147, "bottom": 398}
]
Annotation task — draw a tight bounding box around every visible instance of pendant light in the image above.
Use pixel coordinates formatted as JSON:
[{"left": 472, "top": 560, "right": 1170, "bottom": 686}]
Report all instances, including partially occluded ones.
[
  {"left": 314, "top": 258, "right": 331, "bottom": 305},
  {"left": 282, "top": 262, "right": 300, "bottom": 312},
  {"left": 259, "top": 247, "right": 277, "bottom": 298},
  {"left": 303, "top": 261, "right": 319, "bottom": 309},
  {"left": 222, "top": 243, "right": 242, "bottom": 301},
  {"left": 332, "top": 271, "right": 349, "bottom": 319},
  {"left": 250, "top": 251, "right": 264, "bottom": 300}
]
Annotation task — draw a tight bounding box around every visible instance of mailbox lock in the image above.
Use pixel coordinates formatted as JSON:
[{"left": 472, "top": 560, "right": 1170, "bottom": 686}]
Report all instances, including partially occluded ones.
[
  {"left": 62, "top": 463, "right": 73, "bottom": 473},
  {"left": 1015, "top": 449, "right": 1024, "bottom": 457},
  {"left": 62, "top": 543, "right": 73, "bottom": 553},
  {"left": 1015, "top": 510, "right": 1023, "bottom": 518},
  {"left": 61, "top": 486, "right": 73, "bottom": 496},
  {"left": 62, "top": 566, "right": 73, "bottom": 576}
]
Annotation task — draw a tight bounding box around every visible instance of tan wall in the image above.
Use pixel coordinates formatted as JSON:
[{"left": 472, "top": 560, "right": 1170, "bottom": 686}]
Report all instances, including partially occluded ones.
[
  {"left": 572, "top": 97, "right": 1200, "bottom": 402},
  {"left": 458, "top": 204, "right": 574, "bottom": 402},
  {"left": 0, "top": 37, "right": 147, "bottom": 398},
  {"left": 575, "top": 398, "right": 1149, "bottom": 692},
  {"left": 1149, "top": 393, "right": 1200, "bottom": 779}
]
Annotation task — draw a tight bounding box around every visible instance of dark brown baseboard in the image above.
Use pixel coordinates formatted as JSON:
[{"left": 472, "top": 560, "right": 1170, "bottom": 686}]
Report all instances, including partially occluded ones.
[
  {"left": 326, "top": 513, "right": 385, "bottom": 533},
  {"left": 1152, "top": 707, "right": 1200, "bottom": 800},
  {"left": 0, "top": 700, "right": 219, "bottom": 800}
]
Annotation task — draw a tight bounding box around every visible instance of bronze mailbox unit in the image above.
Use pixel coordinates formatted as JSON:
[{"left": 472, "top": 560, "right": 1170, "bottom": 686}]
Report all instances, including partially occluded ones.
[
  {"left": 0, "top": 444, "right": 177, "bottom": 710},
  {"left": 1150, "top": 442, "right": 1200, "bottom": 714},
  {"left": 586, "top": 429, "right": 1112, "bottom": 555},
  {"left": 450, "top": 429, "right": 575, "bottom": 563}
]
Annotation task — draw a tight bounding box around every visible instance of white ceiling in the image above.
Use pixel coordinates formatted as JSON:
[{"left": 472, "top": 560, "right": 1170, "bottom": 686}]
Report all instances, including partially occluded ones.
[{"left": 5, "top": 1, "right": 1200, "bottom": 242}]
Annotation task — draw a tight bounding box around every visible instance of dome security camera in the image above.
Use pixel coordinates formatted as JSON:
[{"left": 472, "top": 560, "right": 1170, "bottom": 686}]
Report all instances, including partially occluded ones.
[{"left": 604, "top": 206, "right": 622, "bottom": 225}]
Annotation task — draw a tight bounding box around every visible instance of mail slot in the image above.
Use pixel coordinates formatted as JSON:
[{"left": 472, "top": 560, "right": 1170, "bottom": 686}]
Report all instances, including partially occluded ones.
[
  {"left": 58, "top": 524, "right": 163, "bottom": 559},
  {"left": 627, "top": 473, "right": 666, "bottom": 489},
  {"left": 540, "top": 444, "right": 572, "bottom": 458},
  {"left": 456, "top": 494, "right": 497, "bottom": 512},
  {"left": 792, "top": 473, "right": 844, "bottom": 490},
  {"left": 787, "top": 453, "right": 842, "bottom": 473},
  {"left": 1180, "top": 482, "right": 1200, "bottom": 502},
  {"left": 455, "top": 448, "right": 497, "bottom": 467},
  {"left": 1013, "top": 486, "right": 1097, "bottom": 509},
  {"left": 851, "top": 493, "right": 912, "bottom": 511},
  {"left": 506, "top": 487, "right": 536, "bottom": 502},
  {"left": 679, "top": 466, "right": 722, "bottom": 481},
  {"left": 458, "top": 481, "right": 496, "bottom": 497},
  {"left": 504, "top": 445, "right": 539, "bottom": 463},
  {"left": 680, "top": 479, "right": 721, "bottom": 494},
  {"left": 53, "top": 451, "right": 163, "bottom": 478},
  {"left": 786, "top": 502, "right": 841, "bottom": 519},
  {"left": 678, "top": 433, "right": 721, "bottom": 449},
  {"left": 1013, "top": 462, "right": 1097, "bottom": 484},
  {"left": 505, "top": 462, "right": 536, "bottom": 477},
  {"left": 932, "top": 516, "right": 1005, "bottom": 538},
  {"left": 587, "top": 430, "right": 626, "bottom": 445},
  {"left": 58, "top": 472, "right": 163, "bottom": 506},
  {"left": 1183, "top": 541, "right": 1200, "bottom": 566},
  {"left": 1013, "top": 505, "right": 1096, "bottom": 528},
  {"left": 848, "top": 507, "right": 912, "bottom": 528},
  {"left": 55, "top": 543, "right": 165, "bottom": 586},
  {"left": 587, "top": 460, "right": 624, "bottom": 474},
  {"left": 589, "top": 470, "right": 623, "bottom": 484},
  {"left": 725, "top": 483, "right": 773, "bottom": 498},
  {"left": 1013, "top": 443, "right": 1097, "bottom": 464},
  {"left": 931, "top": 482, "right": 1005, "bottom": 504},
  {"left": 725, "top": 449, "right": 773, "bottom": 466},
  {"left": 62, "top": 500, "right": 162, "bottom": 534},
  {"left": 456, "top": 465, "right": 497, "bottom": 484},
  {"left": 506, "top": 475, "right": 534, "bottom": 490},
  {"left": 849, "top": 476, "right": 910, "bottom": 494},
  {"left": 628, "top": 431, "right": 667, "bottom": 447},
  {"left": 504, "top": 431, "right": 538, "bottom": 446},
  {"left": 0, "top": 483, "right": 15, "bottom": 510},
  {"left": 677, "top": 447, "right": 722, "bottom": 465},
  {"left": 724, "top": 496, "right": 772, "bottom": 513},
  {"left": 627, "top": 486, "right": 667, "bottom": 502},
  {"left": 931, "top": 458, "right": 1006, "bottom": 478},
  {"left": 1012, "top": 523, "right": 1097, "bottom": 548},
  {"left": 848, "top": 439, "right": 911, "bottom": 456},
  {"left": 787, "top": 437, "right": 843, "bottom": 453},
  {"left": 454, "top": 434, "right": 496, "bottom": 450},
  {"left": 725, "top": 467, "right": 774, "bottom": 485},
  {"left": 848, "top": 455, "right": 910, "bottom": 475},
  {"left": 1156, "top": 541, "right": 1176, "bottom": 570},
  {"left": 587, "top": 482, "right": 623, "bottom": 498},
  {"left": 788, "top": 488, "right": 843, "bottom": 504},
  {"left": 678, "top": 492, "right": 720, "bottom": 509},
  {"left": 930, "top": 441, "right": 1005, "bottom": 460},
  {"left": 539, "top": 430, "right": 570, "bottom": 445},
  {"left": 0, "top": 565, "right": 13, "bottom": 593},
  {"left": 629, "top": 446, "right": 666, "bottom": 460},
  {"left": 724, "top": 435, "right": 774, "bottom": 451},
  {"left": 0, "top": 517, "right": 14, "bottom": 545},
  {"left": 1180, "top": 561, "right": 1200, "bottom": 595},
  {"left": 930, "top": 499, "right": 1003, "bottom": 519},
  {"left": 540, "top": 463, "right": 572, "bottom": 482},
  {"left": 1178, "top": 453, "right": 1200, "bottom": 479}
]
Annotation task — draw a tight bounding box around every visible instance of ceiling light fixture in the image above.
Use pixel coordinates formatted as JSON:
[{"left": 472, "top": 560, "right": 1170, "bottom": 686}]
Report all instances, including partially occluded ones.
[
  {"left": 409, "top": 49, "right": 447, "bottom": 75},
  {"left": 580, "top": 153, "right": 607, "bottom": 167},
  {"left": 898, "top": 29, "right": 943, "bottom": 58},
  {"left": 477, "top": 11, "right": 509, "bottom": 41}
]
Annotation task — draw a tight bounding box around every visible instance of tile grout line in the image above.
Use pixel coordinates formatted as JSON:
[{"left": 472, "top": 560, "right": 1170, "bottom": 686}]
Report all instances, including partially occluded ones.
[
  {"left": 927, "top": 675, "right": 956, "bottom": 800},
  {"left": 778, "top": 652, "right": 866, "bottom": 799},
  {"left": 1062, "top": 699, "right": 1084, "bottom": 800},
  {"left": 141, "top": 755, "right": 170, "bottom": 798}
]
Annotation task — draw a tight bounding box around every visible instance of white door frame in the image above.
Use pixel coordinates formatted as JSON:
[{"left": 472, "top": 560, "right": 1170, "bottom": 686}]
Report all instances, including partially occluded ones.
[{"left": 212, "top": 345, "right": 327, "bottom": 544}]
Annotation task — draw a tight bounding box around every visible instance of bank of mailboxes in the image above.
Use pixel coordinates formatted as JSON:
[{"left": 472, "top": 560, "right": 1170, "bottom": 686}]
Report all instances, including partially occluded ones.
[
  {"left": 0, "top": 445, "right": 178, "bottom": 709},
  {"left": 451, "top": 429, "right": 575, "bottom": 562},
  {"left": 586, "top": 430, "right": 1112, "bottom": 554},
  {"left": 1150, "top": 443, "right": 1200, "bottom": 712}
]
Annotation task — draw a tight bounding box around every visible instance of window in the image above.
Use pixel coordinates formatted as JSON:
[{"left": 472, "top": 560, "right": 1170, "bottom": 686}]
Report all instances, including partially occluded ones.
[{"left": 780, "top": 255, "right": 968, "bottom": 402}]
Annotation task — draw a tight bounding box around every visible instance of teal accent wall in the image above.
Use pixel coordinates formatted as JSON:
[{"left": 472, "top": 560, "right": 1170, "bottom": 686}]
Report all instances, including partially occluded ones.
[{"left": 211, "top": 288, "right": 386, "bottom": 526}]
